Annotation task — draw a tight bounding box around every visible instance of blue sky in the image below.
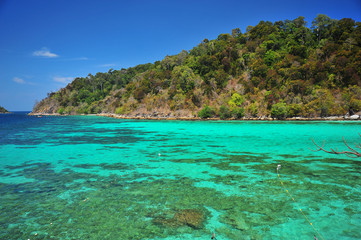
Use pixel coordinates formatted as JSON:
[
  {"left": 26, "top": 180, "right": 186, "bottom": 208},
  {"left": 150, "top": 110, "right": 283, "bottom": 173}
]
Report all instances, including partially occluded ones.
[{"left": 1, "top": 0, "right": 360, "bottom": 111}]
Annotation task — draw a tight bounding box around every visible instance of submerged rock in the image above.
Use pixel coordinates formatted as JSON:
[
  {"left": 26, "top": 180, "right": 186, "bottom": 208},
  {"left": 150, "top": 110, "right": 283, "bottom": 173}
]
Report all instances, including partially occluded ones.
[
  {"left": 174, "top": 209, "right": 204, "bottom": 228},
  {"left": 221, "top": 212, "right": 250, "bottom": 231},
  {"left": 153, "top": 209, "right": 204, "bottom": 229}
]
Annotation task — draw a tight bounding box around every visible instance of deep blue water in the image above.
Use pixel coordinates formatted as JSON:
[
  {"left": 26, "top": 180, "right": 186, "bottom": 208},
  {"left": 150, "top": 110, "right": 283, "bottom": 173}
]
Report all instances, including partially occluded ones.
[{"left": 0, "top": 112, "right": 360, "bottom": 239}]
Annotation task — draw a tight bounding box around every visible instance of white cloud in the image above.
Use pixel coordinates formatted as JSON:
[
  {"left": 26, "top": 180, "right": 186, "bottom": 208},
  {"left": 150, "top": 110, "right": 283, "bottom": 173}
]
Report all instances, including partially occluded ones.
[
  {"left": 13, "top": 77, "right": 25, "bottom": 84},
  {"left": 33, "top": 47, "right": 58, "bottom": 58},
  {"left": 53, "top": 77, "right": 74, "bottom": 84}
]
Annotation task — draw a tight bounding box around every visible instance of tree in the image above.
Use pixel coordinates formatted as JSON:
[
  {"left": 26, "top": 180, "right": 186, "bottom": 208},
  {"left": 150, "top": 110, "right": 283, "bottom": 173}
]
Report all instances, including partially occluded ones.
[
  {"left": 232, "top": 28, "right": 241, "bottom": 38},
  {"left": 293, "top": 16, "right": 307, "bottom": 28},
  {"left": 264, "top": 50, "right": 280, "bottom": 66},
  {"left": 228, "top": 93, "right": 244, "bottom": 108},
  {"left": 331, "top": 18, "right": 356, "bottom": 43},
  {"left": 311, "top": 14, "right": 336, "bottom": 43},
  {"left": 228, "top": 93, "right": 245, "bottom": 119},
  {"left": 94, "top": 72, "right": 106, "bottom": 93},
  {"left": 172, "top": 66, "right": 196, "bottom": 93},
  {"left": 86, "top": 73, "right": 97, "bottom": 93},
  {"left": 31, "top": 16, "right": 361, "bottom": 119}
]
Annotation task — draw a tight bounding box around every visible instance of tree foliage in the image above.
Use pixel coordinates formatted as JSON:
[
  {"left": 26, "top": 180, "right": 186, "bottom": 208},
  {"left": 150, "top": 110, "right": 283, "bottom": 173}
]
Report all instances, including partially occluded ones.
[
  {"left": 34, "top": 15, "right": 361, "bottom": 118},
  {"left": 198, "top": 105, "right": 215, "bottom": 119},
  {"left": 271, "top": 102, "right": 288, "bottom": 119}
]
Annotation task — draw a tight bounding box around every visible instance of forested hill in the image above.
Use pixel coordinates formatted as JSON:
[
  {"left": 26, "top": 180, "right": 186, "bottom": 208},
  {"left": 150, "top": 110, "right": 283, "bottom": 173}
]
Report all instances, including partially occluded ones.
[{"left": 32, "top": 15, "right": 361, "bottom": 119}]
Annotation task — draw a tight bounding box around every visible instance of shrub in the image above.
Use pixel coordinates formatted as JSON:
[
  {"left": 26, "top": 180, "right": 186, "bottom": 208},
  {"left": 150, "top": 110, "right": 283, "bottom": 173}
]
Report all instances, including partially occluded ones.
[
  {"left": 228, "top": 93, "right": 245, "bottom": 108},
  {"left": 248, "top": 103, "right": 258, "bottom": 117},
  {"left": 57, "top": 107, "right": 65, "bottom": 115},
  {"left": 198, "top": 105, "right": 215, "bottom": 119},
  {"left": 115, "top": 107, "right": 124, "bottom": 115},
  {"left": 287, "top": 103, "right": 302, "bottom": 117},
  {"left": 232, "top": 107, "right": 245, "bottom": 119},
  {"left": 271, "top": 102, "right": 287, "bottom": 119},
  {"left": 219, "top": 105, "right": 231, "bottom": 119},
  {"left": 350, "top": 98, "right": 361, "bottom": 112}
]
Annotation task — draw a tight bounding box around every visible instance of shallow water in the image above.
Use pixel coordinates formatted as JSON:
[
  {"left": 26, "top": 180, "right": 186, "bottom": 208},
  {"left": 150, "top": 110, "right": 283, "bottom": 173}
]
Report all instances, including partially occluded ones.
[{"left": 0, "top": 112, "right": 360, "bottom": 239}]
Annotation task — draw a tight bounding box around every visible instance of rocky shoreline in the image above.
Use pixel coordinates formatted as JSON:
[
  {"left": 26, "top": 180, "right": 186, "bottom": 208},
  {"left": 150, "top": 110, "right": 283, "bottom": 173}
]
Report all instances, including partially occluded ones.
[
  {"left": 98, "top": 113, "right": 360, "bottom": 121},
  {"left": 29, "top": 112, "right": 361, "bottom": 121}
]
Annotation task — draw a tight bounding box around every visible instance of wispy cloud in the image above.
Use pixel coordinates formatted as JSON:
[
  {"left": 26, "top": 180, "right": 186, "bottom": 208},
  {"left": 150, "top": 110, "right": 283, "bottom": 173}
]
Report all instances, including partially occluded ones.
[
  {"left": 73, "top": 57, "right": 89, "bottom": 61},
  {"left": 61, "top": 57, "right": 89, "bottom": 61},
  {"left": 13, "top": 77, "right": 35, "bottom": 85},
  {"left": 98, "top": 63, "right": 117, "bottom": 68},
  {"left": 33, "top": 47, "right": 58, "bottom": 58},
  {"left": 53, "top": 76, "right": 74, "bottom": 84},
  {"left": 13, "top": 77, "right": 25, "bottom": 84}
]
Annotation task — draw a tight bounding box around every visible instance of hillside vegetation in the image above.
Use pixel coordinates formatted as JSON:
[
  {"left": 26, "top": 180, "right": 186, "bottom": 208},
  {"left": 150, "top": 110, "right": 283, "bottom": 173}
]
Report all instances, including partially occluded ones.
[{"left": 33, "top": 15, "right": 361, "bottom": 119}]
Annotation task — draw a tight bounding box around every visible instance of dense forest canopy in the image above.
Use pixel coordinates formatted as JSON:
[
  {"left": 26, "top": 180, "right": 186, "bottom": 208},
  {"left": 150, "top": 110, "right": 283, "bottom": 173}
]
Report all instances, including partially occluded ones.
[{"left": 33, "top": 15, "right": 361, "bottom": 119}]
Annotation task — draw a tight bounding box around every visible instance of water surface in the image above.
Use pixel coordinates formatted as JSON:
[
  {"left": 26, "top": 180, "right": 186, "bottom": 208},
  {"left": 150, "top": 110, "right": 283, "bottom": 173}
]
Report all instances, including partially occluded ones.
[{"left": 0, "top": 112, "right": 360, "bottom": 239}]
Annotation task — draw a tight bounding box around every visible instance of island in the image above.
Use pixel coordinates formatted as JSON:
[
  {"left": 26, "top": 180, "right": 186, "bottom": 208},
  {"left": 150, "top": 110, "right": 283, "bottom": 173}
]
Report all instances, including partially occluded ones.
[
  {"left": 0, "top": 106, "right": 10, "bottom": 113},
  {"left": 31, "top": 14, "right": 361, "bottom": 120}
]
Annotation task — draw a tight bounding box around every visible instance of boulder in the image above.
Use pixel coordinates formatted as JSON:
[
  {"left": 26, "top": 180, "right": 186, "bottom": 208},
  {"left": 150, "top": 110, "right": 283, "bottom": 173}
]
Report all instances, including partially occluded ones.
[{"left": 350, "top": 115, "right": 360, "bottom": 120}]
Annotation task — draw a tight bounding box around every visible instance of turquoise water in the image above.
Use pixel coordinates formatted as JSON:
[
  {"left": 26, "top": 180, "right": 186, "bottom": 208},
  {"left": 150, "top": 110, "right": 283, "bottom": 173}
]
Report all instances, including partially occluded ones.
[{"left": 0, "top": 112, "right": 360, "bottom": 239}]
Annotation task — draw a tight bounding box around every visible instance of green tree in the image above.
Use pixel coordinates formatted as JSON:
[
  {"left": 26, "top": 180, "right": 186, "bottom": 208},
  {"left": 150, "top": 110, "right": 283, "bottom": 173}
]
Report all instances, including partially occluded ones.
[
  {"left": 271, "top": 102, "right": 288, "bottom": 119},
  {"left": 172, "top": 66, "right": 197, "bottom": 93},
  {"left": 264, "top": 50, "right": 280, "bottom": 66},
  {"left": 228, "top": 93, "right": 245, "bottom": 108},
  {"left": 31, "top": 16, "right": 361, "bottom": 119},
  {"left": 228, "top": 93, "right": 245, "bottom": 119},
  {"left": 311, "top": 14, "right": 336, "bottom": 43}
]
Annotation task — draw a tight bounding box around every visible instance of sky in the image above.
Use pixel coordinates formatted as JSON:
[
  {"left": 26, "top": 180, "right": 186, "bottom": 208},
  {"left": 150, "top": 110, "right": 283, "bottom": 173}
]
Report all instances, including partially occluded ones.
[{"left": 0, "top": 0, "right": 360, "bottom": 111}]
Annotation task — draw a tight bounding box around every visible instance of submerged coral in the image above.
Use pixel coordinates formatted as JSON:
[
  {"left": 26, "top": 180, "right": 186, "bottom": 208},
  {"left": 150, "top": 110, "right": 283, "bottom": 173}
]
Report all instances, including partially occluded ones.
[
  {"left": 1, "top": 152, "right": 360, "bottom": 240},
  {"left": 153, "top": 209, "right": 205, "bottom": 229}
]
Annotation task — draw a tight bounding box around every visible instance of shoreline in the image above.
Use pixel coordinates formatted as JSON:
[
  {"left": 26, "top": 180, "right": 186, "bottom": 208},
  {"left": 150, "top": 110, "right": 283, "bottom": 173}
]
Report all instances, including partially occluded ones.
[{"left": 28, "top": 112, "right": 361, "bottom": 121}]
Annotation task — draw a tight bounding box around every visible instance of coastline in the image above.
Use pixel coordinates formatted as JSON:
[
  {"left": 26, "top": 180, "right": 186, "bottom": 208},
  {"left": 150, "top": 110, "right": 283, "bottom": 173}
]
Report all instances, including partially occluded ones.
[{"left": 28, "top": 112, "right": 361, "bottom": 121}]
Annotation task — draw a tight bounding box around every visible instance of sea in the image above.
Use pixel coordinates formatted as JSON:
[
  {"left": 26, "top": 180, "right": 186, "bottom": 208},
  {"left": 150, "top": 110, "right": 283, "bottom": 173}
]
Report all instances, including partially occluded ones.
[{"left": 0, "top": 112, "right": 360, "bottom": 240}]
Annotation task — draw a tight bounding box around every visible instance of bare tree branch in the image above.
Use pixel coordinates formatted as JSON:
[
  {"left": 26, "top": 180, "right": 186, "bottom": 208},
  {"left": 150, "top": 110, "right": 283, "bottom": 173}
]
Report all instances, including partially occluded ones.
[{"left": 310, "top": 136, "right": 361, "bottom": 158}]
